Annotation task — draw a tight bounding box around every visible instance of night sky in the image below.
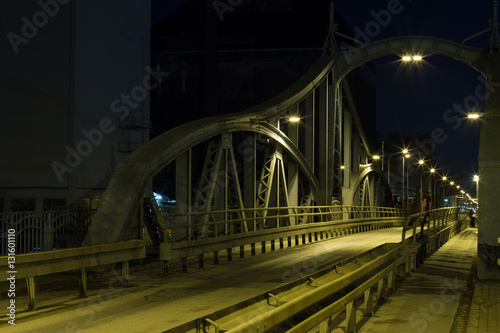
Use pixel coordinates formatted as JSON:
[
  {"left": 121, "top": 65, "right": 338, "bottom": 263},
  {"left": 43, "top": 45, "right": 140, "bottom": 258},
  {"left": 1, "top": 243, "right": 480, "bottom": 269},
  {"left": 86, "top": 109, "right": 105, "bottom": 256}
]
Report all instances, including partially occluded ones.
[{"left": 153, "top": 0, "right": 491, "bottom": 193}]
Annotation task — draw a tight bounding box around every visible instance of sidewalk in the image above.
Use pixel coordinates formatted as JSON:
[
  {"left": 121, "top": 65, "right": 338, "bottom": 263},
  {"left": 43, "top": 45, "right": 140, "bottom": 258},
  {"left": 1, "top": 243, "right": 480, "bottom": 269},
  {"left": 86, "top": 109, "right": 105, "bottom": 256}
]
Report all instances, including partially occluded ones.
[
  {"left": 467, "top": 279, "right": 500, "bottom": 332},
  {"left": 358, "top": 228, "right": 478, "bottom": 333}
]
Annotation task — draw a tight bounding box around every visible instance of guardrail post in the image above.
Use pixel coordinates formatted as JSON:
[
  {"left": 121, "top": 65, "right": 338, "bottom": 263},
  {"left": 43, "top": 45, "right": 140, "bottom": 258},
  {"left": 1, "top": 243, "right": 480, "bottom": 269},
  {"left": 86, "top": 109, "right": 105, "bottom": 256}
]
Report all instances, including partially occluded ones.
[
  {"left": 122, "top": 261, "right": 130, "bottom": 286},
  {"left": 182, "top": 257, "right": 188, "bottom": 273},
  {"left": 240, "top": 245, "right": 245, "bottom": 258},
  {"left": 214, "top": 251, "right": 219, "bottom": 264},
  {"left": 251, "top": 243, "right": 256, "bottom": 256},
  {"left": 26, "top": 276, "right": 36, "bottom": 310},
  {"left": 364, "top": 287, "right": 373, "bottom": 316},
  {"left": 261, "top": 241, "right": 266, "bottom": 253},
  {"left": 271, "top": 239, "right": 275, "bottom": 251},
  {"left": 79, "top": 268, "right": 87, "bottom": 297},
  {"left": 377, "top": 278, "right": 384, "bottom": 300},
  {"left": 301, "top": 234, "right": 304, "bottom": 245},
  {"left": 346, "top": 301, "right": 356, "bottom": 333},
  {"left": 287, "top": 236, "right": 291, "bottom": 247},
  {"left": 279, "top": 238, "right": 284, "bottom": 249},
  {"left": 319, "top": 316, "right": 333, "bottom": 333},
  {"left": 227, "top": 248, "right": 232, "bottom": 261},
  {"left": 198, "top": 254, "right": 204, "bottom": 269},
  {"left": 163, "top": 260, "right": 169, "bottom": 276},
  {"left": 388, "top": 270, "right": 395, "bottom": 291}
]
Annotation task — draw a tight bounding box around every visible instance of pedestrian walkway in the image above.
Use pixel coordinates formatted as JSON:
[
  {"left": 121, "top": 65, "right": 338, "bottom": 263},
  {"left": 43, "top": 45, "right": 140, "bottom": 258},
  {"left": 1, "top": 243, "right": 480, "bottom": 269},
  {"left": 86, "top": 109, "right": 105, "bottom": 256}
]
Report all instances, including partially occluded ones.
[
  {"left": 467, "top": 280, "right": 500, "bottom": 332},
  {"left": 357, "top": 228, "right": 477, "bottom": 333}
]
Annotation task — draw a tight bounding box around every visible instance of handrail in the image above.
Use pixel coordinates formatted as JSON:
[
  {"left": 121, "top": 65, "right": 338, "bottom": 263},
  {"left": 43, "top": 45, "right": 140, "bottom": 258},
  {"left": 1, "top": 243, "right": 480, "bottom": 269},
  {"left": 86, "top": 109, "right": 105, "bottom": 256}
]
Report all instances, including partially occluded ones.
[
  {"left": 401, "top": 207, "right": 470, "bottom": 243},
  {"left": 161, "top": 205, "right": 404, "bottom": 242}
]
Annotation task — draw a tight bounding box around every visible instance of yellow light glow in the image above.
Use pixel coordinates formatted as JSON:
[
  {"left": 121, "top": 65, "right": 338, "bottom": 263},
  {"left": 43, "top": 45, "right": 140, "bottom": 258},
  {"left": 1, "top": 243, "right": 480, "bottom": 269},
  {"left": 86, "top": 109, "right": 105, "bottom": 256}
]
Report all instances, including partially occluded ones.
[
  {"left": 418, "top": 160, "right": 424, "bottom": 164},
  {"left": 473, "top": 175, "right": 479, "bottom": 182},
  {"left": 430, "top": 168, "right": 436, "bottom": 173},
  {"left": 289, "top": 117, "right": 301, "bottom": 122},
  {"left": 405, "top": 154, "right": 410, "bottom": 158},
  {"left": 402, "top": 56, "right": 412, "bottom": 61},
  {"left": 450, "top": 181, "right": 454, "bottom": 185},
  {"left": 442, "top": 176, "right": 447, "bottom": 181},
  {"left": 468, "top": 113, "right": 481, "bottom": 119},
  {"left": 340, "top": 165, "right": 345, "bottom": 170},
  {"left": 373, "top": 155, "right": 381, "bottom": 160},
  {"left": 402, "top": 149, "right": 408, "bottom": 154},
  {"left": 413, "top": 55, "right": 423, "bottom": 61}
]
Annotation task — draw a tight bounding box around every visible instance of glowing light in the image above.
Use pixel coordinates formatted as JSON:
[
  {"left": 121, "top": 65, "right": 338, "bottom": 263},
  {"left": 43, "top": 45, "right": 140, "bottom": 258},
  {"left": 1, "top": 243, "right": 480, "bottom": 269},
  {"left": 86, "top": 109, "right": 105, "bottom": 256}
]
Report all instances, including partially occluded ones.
[
  {"left": 154, "top": 192, "right": 162, "bottom": 200},
  {"left": 289, "top": 117, "right": 301, "bottom": 122},
  {"left": 450, "top": 181, "right": 454, "bottom": 185},
  {"left": 402, "top": 149, "right": 408, "bottom": 154},
  {"left": 413, "top": 55, "right": 423, "bottom": 61},
  {"left": 473, "top": 175, "right": 479, "bottom": 182},
  {"left": 340, "top": 165, "right": 346, "bottom": 170},
  {"left": 442, "top": 176, "right": 447, "bottom": 181},
  {"left": 402, "top": 56, "right": 412, "bottom": 61},
  {"left": 468, "top": 113, "right": 481, "bottom": 119},
  {"left": 418, "top": 160, "right": 424, "bottom": 165},
  {"left": 404, "top": 154, "right": 410, "bottom": 158},
  {"left": 430, "top": 168, "right": 436, "bottom": 173},
  {"left": 373, "top": 155, "right": 381, "bottom": 160}
]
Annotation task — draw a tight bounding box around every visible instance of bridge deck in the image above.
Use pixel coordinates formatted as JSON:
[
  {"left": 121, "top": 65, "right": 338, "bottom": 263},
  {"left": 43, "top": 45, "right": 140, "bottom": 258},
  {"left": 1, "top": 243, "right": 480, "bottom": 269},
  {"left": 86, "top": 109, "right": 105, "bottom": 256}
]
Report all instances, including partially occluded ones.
[{"left": 1, "top": 227, "right": 405, "bottom": 332}]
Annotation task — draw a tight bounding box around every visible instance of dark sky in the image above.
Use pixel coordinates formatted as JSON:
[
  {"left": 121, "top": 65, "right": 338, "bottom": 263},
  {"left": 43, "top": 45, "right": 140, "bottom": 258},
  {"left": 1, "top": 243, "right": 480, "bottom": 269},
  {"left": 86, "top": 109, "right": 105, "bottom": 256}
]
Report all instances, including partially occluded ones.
[{"left": 153, "top": 0, "right": 492, "bottom": 192}]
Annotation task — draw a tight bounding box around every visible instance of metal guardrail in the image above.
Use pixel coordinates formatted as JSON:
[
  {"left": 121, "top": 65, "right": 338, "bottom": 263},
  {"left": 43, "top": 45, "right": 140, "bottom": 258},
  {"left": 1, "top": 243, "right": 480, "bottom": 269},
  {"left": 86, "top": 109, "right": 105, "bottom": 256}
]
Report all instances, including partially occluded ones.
[
  {"left": 159, "top": 206, "right": 404, "bottom": 274},
  {"left": 161, "top": 205, "right": 402, "bottom": 242},
  {"left": 0, "top": 239, "right": 145, "bottom": 311},
  {"left": 0, "top": 209, "right": 96, "bottom": 255},
  {"left": 401, "top": 207, "right": 468, "bottom": 243}
]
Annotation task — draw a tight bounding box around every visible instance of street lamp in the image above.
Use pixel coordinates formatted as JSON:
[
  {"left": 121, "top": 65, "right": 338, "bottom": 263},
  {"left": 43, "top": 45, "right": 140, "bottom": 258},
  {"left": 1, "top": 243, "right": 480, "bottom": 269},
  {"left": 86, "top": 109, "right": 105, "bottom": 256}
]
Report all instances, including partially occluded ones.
[
  {"left": 420, "top": 168, "right": 435, "bottom": 211},
  {"left": 403, "top": 153, "right": 411, "bottom": 211},
  {"left": 387, "top": 149, "right": 410, "bottom": 205},
  {"left": 473, "top": 175, "right": 479, "bottom": 202}
]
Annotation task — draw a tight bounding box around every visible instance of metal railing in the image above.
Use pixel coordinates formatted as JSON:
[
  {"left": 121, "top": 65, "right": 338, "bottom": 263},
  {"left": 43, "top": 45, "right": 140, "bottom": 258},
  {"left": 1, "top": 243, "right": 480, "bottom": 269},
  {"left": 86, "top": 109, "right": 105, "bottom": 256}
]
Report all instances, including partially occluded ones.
[
  {"left": 401, "top": 207, "right": 468, "bottom": 243},
  {"left": 0, "top": 209, "right": 96, "bottom": 255},
  {"left": 161, "top": 205, "right": 403, "bottom": 242}
]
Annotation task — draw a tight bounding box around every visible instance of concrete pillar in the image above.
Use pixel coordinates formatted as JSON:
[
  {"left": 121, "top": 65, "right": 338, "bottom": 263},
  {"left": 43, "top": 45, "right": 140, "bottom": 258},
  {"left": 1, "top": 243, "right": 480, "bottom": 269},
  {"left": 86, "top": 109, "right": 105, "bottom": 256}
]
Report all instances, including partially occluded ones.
[{"left": 478, "top": 54, "right": 500, "bottom": 279}]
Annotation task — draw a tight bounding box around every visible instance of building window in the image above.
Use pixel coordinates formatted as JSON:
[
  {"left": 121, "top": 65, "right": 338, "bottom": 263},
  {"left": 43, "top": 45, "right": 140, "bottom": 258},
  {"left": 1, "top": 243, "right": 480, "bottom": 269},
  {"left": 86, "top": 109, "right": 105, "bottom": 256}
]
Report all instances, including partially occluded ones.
[
  {"left": 11, "top": 198, "right": 36, "bottom": 212},
  {"left": 43, "top": 198, "right": 66, "bottom": 211}
]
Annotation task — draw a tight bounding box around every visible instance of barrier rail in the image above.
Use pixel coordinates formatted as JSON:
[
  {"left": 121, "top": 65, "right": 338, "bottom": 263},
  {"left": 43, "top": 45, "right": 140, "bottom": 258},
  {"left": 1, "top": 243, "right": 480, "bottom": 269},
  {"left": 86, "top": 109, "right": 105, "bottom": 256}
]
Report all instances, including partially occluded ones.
[
  {"left": 159, "top": 206, "right": 404, "bottom": 274},
  {"left": 402, "top": 206, "right": 468, "bottom": 243},
  {"left": 0, "top": 209, "right": 95, "bottom": 255},
  {"left": 162, "top": 205, "right": 402, "bottom": 242},
  {"left": 0, "top": 239, "right": 145, "bottom": 310}
]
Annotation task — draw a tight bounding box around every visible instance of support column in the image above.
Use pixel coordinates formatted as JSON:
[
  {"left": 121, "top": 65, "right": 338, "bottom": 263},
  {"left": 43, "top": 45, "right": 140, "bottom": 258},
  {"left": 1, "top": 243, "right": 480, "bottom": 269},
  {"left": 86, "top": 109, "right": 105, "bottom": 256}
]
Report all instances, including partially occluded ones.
[
  {"left": 288, "top": 110, "right": 299, "bottom": 225},
  {"left": 244, "top": 134, "right": 256, "bottom": 231},
  {"left": 175, "top": 150, "right": 191, "bottom": 242},
  {"left": 478, "top": 54, "right": 500, "bottom": 279},
  {"left": 304, "top": 93, "right": 315, "bottom": 194},
  {"left": 318, "top": 79, "right": 333, "bottom": 205}
]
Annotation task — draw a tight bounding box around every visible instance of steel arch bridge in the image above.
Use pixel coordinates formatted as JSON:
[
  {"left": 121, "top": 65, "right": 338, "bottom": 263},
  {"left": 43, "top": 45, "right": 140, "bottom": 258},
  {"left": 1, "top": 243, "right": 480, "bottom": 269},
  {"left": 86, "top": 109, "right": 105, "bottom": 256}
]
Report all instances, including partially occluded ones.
[{"left": 84, "top": 35, "right": 499, "bottom": 278}]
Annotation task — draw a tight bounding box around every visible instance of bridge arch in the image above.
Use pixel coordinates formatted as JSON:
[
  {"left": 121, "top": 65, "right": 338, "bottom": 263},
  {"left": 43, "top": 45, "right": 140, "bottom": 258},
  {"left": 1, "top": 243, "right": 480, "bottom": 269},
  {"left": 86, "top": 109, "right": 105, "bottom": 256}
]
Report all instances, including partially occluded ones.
[
  {"left": 335, "top": 35, "right": 488, "bottom": 81},
  {"left": 85, "top": 35, "right": 490, "bottom": 245}
]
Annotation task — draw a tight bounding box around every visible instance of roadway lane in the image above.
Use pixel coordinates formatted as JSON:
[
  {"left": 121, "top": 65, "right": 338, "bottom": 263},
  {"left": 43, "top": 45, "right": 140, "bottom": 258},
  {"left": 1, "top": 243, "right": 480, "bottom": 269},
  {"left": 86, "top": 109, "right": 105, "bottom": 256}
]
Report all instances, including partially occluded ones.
[{"left": 1, "top": 227, "right": 405, "bottom": 333}]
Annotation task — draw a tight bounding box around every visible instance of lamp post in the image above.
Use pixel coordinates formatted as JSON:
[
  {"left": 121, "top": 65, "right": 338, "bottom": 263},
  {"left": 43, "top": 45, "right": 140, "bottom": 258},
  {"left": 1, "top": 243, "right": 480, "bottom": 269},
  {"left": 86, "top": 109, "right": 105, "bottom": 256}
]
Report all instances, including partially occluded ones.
[
  {"left": 473, "top": 175, "right": 479, "bottom": 204},
  {"left": 420, "top": 168, "right": 435, "bottom": 211},
  {"left": 387, "top": 149, "right": 409, "bottom": 206}
]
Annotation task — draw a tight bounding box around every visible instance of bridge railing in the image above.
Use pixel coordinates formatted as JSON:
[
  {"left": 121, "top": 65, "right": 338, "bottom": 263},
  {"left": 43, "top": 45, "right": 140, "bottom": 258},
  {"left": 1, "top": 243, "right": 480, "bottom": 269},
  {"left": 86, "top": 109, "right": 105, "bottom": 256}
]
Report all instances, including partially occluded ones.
[
  {"left": 161, "top": 205, "right": 403, "bottom": 243},
  {"left": 401, "top": 206, "right": 469, "bottom": 243},
  {"left": 159, "top": 206, "right": 405, "bottom": 273},
  {"left": 0, "top": 209, "right": 96, "bottom": 255}
]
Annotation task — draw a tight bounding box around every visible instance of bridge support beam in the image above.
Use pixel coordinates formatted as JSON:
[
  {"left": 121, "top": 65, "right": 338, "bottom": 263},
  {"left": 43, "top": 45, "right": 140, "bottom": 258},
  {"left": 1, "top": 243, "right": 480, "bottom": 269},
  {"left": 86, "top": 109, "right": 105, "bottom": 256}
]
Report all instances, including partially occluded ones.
[{"left": 478, "top": 54, "right": 500, "bottom": 279}]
